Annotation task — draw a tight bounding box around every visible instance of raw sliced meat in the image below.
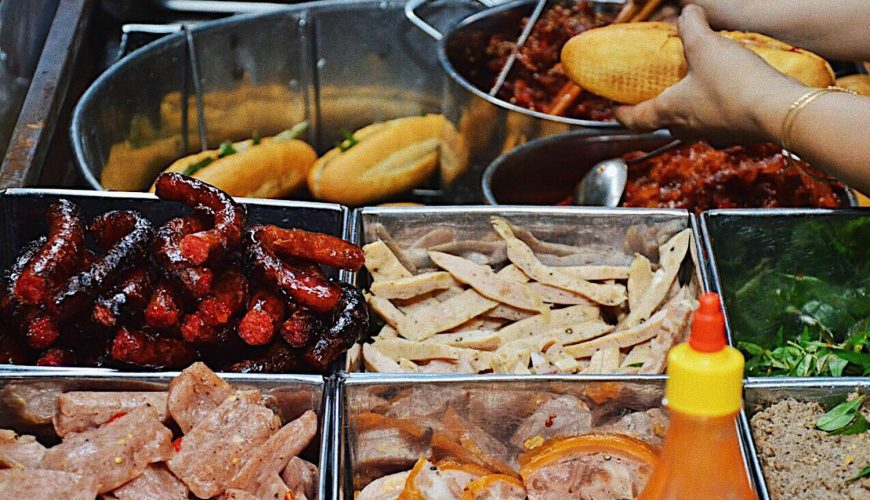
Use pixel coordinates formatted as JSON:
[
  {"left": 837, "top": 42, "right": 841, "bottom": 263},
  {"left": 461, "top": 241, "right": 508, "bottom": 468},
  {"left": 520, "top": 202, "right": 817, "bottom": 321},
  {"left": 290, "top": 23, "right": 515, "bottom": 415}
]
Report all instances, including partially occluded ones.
[
  {"left": 40, "top": 406, "right": 173, "bottom": 493},
  {"left": 111, "top": 463, "right": 187, "bottom": 500},
  {"left": 53, "top": 391, "right": 167, "bottom": 437},
  {"left": 282, "top": 456, "right": 318, "bottom": 500},
  {"left": 167, "top": 362, "right": 234, "bottom": 433},
  {"left": 167, "top": 391, "right": 279, "bottom": 498},
  {"left": 0, "top": 469, "right": 98, "bottom": 500},
  {"left": 0, "top": 429, "right": 46, "bottom": 468}
]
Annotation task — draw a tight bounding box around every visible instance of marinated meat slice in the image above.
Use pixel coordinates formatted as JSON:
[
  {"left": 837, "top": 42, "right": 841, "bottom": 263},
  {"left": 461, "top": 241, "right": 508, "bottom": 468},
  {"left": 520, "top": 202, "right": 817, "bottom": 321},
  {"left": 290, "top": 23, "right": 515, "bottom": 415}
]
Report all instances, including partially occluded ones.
[
  {"left": 226, "top": 410, "right": 317, "bottom": 495},
  {"left": 0, "top": 469, "right": 98, "bottom": 500},
  {"left": 0, "top": 429, "right": 46, "bottom": 468},
  {"left": 111, "top": 463, "right": 188, "bottom": 500},
  {"left": 439, "top": 408, "right": 515, "bottom": 474},
  {"left": 53, "top": 391, "right": 168, "bottom": 437},
  {"left": 352, "top": 414, "right": 435, "bottom": 486},
  {"left": 222, "top": 489, "right": 259, "bottom": 500},
  {"left": 382, "top": 386, "right": 467, "bottom": 420},
  {"left": 282, "top": 456, "right": 318, "bottom": 500},
  {"left": 1, "top": 382, "right": 62, "bottom": 425},
  {"left": 523, "top": 452, "right": 653, "bottom": 499},
  {"left": 168, "top": 391, "right": 280, "bottom": 498},
  {"left": 509, "top": 395, "right": 593, "bottom": 450},
  {"left": 597, "top": 408, "right": 669, "bottom": 446},
  {"left": 357, "top": 470, "right": 410, "bottom": 500},
  {"left": 167, "top": 362, "right": 234, "bottom": 433},
  {"left": 41, "top": 406, "right": 173, "bottom": 493},
  {"left": 405, "top": 457, "right": 478, "bottom": 498}
]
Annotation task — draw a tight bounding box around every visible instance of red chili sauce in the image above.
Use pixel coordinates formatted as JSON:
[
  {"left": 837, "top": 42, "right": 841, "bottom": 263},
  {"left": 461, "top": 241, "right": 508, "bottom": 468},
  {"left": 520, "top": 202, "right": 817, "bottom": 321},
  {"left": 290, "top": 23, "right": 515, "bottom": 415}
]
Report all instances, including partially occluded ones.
[
  {"left": 621, "top": 142, "right": 846, "bottom": 211},
  {"left": 485, "top": 1, "right": 615, "bottom": 120}
]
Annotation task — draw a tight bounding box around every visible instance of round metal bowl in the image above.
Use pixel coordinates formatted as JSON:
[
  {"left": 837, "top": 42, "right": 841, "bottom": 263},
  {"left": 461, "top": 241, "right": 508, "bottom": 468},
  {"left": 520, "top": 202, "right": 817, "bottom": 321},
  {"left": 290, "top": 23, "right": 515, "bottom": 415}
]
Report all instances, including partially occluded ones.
[
  {"left": 482, "top": 130, "right": 860, "bottom": 207},
  {"left": 70, "top": 0, "right": 479, "bottom": 193}
]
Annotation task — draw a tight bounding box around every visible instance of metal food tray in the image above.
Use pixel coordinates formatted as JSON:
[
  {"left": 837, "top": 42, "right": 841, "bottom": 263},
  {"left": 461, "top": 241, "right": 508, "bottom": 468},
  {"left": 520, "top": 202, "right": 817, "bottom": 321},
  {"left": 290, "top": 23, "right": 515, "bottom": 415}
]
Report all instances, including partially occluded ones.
[
  {"left": 0, "top": 188, "right": 350, "bottom": 373},
  {"left": 348, "top": 205, "right": 710, "bottom": 373},
  {"left": 742, "top": 378, "right": 870, "bottom": 500},
  {"left": 0, "top": 369, "right": 332, "bottom": 500},
  {"left": 701, "top": 208, "right": 868, "bottom": 349},
  {"left": 335, "top": 374, "right": 759, "bottom": 499}
]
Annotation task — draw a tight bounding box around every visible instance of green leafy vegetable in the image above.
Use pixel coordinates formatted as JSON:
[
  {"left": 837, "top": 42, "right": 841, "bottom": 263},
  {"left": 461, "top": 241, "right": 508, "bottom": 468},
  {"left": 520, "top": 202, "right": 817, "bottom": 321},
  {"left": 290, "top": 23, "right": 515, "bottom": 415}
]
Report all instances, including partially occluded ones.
[
  {"left": 252, "top": 130, "right": 261, "bottom": 145},
  {"left": 336, "top": 129, "right": 359, "bottom": 152},
  {"left": 816, "top": 395, "right": 868, "bottom": 434},
  {"left": 847, "top": 466, "right": 870, "bottom": 483},
  {"left": 181, "top": 157, "right": 214, "bottom": 176},
  {"left": 740, "top": 327, "right": 870, "bottom": 377},
  {"left": 217, "top": 141, "right": 236, "bottom": 158}
]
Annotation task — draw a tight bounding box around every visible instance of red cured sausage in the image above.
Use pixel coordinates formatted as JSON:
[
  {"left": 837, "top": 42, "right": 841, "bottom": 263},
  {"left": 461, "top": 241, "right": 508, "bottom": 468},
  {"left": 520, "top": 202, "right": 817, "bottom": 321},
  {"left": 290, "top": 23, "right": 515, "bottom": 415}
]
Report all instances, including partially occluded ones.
[
  {"left": 280, "top": 308, "right": 316, "bottom": 348},
  {"left": 36, "top": 348, "right": 75, "bottom": 367},
  {"left": 238, "top": 289, "right": 285, "bottom": 346},
  {"left": 152, "top": 216, "right": 214, "bottom": 298},
  {"left": 144, "top": 283, "right": 183, "bottom": 330},
  {"left": 154, "top": 173, "right": 245, "bottom": 265},
  {"left": 110, "top": 326, "right": 195, "bottom": 369},
  {"left": 258, "top": 226, "right": 364, "bottom": 271},
  {"left": 92, "top": 267, "right": 154, "bottom": 328},
  {"left": 25, "top": 313, "right": 60, "bottom": 350},
  {"left": 196, "top": 268, "right": 247, "bottom": 327},
  {"left": 14, "top": 200, "right": 84, "bottom": 305},
  {"left": 245, "top": 226, "right": 341, "bottom": 313}
]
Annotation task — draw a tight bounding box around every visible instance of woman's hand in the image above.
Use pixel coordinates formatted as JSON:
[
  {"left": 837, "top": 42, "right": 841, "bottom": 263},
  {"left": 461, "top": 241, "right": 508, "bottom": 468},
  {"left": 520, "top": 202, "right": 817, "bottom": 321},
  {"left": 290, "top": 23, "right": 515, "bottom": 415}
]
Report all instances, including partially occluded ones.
[{"left": 614, "top": 5, "right": 807, "bottom": 145}]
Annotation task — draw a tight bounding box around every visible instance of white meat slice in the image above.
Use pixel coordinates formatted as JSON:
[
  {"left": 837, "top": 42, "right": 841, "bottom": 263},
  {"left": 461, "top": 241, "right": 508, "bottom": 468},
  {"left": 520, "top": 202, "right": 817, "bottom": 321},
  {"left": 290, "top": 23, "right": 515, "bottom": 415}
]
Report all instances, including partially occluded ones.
[{"left": 509, "top": 396, "right": 593, "bottom": 450}]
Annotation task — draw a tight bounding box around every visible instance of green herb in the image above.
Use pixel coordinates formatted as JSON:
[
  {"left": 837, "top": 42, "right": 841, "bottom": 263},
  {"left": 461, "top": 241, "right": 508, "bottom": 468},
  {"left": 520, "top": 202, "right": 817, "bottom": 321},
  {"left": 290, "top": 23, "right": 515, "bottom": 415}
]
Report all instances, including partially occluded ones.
[
  {"left": 847, "top": 466, "right": 870, "bottom": 483},
  {"left": 252, "top": 130, "right": 261, "bottom": 145},
  {"left": 217, "top": 141, "right": 236, "bottom": 158},
  {"left": 181, "top": 157, "right": 214, "bottom": 176},
  {"left": 740, "top": 326, "right": 870, "bottom": 377},
  {"left": 336, "top": 129, "right": 359, "bottom": 152},
  {"left": 626, "top": 362, "right": 644, "bottom": 368},
  {"left": 816, "top": 395, "right": 869, "bottom": 435},
  {"left": 275, "top": 121, "right": 309, "bottom": 142}
]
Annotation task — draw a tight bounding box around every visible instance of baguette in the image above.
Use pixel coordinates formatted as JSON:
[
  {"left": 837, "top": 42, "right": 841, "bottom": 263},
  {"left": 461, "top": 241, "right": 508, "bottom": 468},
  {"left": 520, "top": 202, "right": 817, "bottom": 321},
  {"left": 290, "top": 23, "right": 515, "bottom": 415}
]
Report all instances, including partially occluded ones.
[
  {"left": 153, "top": 126, "right": 316, "bottom": 198},
  {"left": 561, "top": 22, "right": 835, "bottom": 104},
  {"left": 836, "top": 74, "right": 870, "bottom": 96},
  {"left": 307, "top": 114, "right": 461, "bottom": 205}
]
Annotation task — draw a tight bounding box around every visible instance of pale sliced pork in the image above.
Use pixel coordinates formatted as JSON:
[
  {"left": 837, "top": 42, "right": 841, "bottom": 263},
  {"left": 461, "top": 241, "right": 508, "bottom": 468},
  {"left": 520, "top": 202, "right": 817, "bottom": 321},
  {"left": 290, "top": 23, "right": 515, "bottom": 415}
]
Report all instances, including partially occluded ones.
[
  {"left": 53, "top": 391, "right": 168, "bottom": 437},
  {"left": 509, "top": 396, "right": 593, "bottom": 449},
  {"left": 357, "top": 470, "right": 410, "bottom": 500},
  {"left": 41, "top": 406, "right": 173, "bottom": 493},
  {"left": 0, "top": 429, "right": 46, "bottom": 468},
  {"left": 167, "top": 391, "right": 280, "bottom": 498},
  {"left": 282, "top": 457, "right": 318, "bottom": 500},
  {"left": 167, "top": 362, "right": 234, "bottom": 433},
  {"left": 111, "top": 463, "right": 187, "bottom": 500},
  {"left": 0, "top": 469, "right": 98, "bottom": 500}
]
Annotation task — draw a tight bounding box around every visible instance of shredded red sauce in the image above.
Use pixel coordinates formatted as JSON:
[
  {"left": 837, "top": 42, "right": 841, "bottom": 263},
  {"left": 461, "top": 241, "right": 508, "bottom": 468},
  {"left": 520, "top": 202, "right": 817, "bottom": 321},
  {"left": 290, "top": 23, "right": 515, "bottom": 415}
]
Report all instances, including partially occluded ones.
[
  {"left": 622, "top": 142, "right": 846, "bottom": 212},
  {"left": 485, "top": 1, "right": 615, "bottom": 120},
  {"left": 172, "top": 437, "right": 183, "bottom": 452},
  {"left": 545, "top": 414, "right": 557, "bottom": 428},
  {"left": 107, "top": 411, "right": 127, "bottom": 425}
]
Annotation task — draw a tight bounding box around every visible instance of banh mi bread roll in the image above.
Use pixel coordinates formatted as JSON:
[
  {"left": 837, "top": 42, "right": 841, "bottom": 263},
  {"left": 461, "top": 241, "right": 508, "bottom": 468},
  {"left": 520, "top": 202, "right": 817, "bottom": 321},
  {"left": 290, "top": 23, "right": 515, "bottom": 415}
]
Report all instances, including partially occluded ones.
[
  {"left": 308, "top": 114, "right": 456, "bottom": 205},
  {"left": 153, "top": 123, "right": 316, "bottom": 198},
  {"left": 836, "top": 74, "right": 870, "bottom": 96},
  {"left": 561, "top": 22, "right": 835, "bottom": 104}
]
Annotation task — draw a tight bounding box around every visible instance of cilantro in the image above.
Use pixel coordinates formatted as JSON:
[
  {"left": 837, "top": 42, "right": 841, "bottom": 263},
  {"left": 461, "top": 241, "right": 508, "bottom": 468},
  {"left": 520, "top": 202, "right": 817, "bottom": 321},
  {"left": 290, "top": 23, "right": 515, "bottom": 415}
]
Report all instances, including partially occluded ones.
[
  {"left": 336, "top": 129, "right": 359, "bottom": 152},
  {"left": 848, "top": 466, "right": 870, "bottom": 483},
  {"left": 740, "top": 327, "right": 870, "bottom": 377},
  {"left": 816, "top": 395, "right": 869, "bottom": 435},
  {"left": 252, "top": 130, "right": 261, "bottom": 145},
  {"left": 217, "top": 141, "right": 236, "bottom": 158},
  {"left": 626, "top": 362, "right": 644, "bottom": 368},
  {"left": 181, "top": 157, "right": 214, "bottom": 176}
]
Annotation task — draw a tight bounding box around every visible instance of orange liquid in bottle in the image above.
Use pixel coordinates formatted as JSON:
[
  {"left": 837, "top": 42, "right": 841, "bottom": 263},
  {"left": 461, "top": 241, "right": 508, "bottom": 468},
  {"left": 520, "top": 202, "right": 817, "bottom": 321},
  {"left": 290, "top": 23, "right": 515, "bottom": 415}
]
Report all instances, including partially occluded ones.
[
  {"left": 638, "top": 411, "right": 755, "bottom": 499},
  {"left": 638, "top": 292, "right": 756, "bottom": 499}
]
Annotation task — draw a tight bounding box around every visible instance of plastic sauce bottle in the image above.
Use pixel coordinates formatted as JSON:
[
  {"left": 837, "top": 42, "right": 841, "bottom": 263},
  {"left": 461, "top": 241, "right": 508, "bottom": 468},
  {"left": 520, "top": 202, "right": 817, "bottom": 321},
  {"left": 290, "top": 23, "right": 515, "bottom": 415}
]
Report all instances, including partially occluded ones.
[{"left": 638, "top": 292, "right": 757, "bottom": 500}]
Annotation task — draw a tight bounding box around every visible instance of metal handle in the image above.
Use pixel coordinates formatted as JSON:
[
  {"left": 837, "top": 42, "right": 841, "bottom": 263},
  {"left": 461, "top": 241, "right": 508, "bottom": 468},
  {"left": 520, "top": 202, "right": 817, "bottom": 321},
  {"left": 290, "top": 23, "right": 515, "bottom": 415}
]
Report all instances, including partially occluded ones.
[{"left": 405, "top": 0, "right": 498, "bottom": 41}]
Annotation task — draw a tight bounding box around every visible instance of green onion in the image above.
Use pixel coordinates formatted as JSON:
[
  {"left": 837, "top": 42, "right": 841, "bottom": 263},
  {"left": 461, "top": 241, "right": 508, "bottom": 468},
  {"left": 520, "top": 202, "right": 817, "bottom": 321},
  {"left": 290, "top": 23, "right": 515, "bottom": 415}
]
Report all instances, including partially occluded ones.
[
  {"left": 217, "top": 141, "right": 236, "bottom": 158},
  {"left": 252, "top": 130, "right": 261, "bottom": 145},
  {"left": 181, "top": 157, "right": 214, "bottom": 176},
  {"left": 275, "top": 121, "right": 309, "bottom": 142},
  {"left": 336, "top": 129, "right": 359, "bottom": 152}
]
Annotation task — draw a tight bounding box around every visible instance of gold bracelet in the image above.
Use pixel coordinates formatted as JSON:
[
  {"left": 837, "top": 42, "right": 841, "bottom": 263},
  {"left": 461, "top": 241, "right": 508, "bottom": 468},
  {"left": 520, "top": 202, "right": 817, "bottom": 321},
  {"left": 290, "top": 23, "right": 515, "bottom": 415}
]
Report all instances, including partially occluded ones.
[{"left": 781, "top": 86, "right": 857, "bottom": 180}]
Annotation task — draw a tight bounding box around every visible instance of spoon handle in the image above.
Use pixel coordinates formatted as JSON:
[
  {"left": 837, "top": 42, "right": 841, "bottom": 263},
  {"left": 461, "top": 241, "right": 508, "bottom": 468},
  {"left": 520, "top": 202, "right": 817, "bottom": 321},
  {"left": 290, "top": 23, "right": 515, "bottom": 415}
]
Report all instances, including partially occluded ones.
[{"left": 627, "top": 139, "right": 682, "bottom": 165}]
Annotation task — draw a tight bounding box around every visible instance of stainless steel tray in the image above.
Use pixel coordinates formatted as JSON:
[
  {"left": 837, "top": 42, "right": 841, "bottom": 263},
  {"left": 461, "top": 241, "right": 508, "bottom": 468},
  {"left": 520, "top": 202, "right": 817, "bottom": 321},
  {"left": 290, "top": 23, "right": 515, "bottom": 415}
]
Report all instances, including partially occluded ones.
[
  {"left": 742, "top": 378, "right": 870, "bottom": 500},
  {"left": 701, "top": 208, "right": 869, "bottom": 348},
  {"left": 0, "top": 369, "right": 331, "bottom": 500},
  {"left": 336, "top": 374, "right": 759, "bottom": 499},
  {"left": 0, "top": 188, "right": 351, "bottom": 373}
]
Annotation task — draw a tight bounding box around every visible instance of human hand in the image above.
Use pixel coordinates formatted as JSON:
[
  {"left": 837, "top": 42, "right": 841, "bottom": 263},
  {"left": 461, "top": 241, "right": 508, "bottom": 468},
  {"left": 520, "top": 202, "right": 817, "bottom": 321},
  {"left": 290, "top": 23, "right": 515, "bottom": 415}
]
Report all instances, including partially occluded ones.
[{"left": 614, "top": 5, "right": 806, "bottom": 145}]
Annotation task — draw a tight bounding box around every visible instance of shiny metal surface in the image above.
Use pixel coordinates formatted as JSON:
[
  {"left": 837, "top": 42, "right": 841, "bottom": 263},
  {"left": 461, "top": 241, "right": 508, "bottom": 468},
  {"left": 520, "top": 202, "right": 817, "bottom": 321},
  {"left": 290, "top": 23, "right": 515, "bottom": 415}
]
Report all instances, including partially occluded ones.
[
  {"left": 573, "top": 139, "right": 680, "bottom": 207},
  {"left": 0, "top": 370, "right": 330, "bottom": 499},
  {"left": 0, "top": 188, "right": 349, "bottom": 373},
  {"left": 71, "top": 0, "right": 479, "bottom": 194},
  {"left": 701, "top": 209, "right": 868, "bottom": 347},
  {"left": 482, "top": 130, "right": 671, "bottom": 205},
  {"left": 336, "top": 374, "right": 759, "bottom": 498},
  {"left": 742, "top": 379, "right": 870, "bottom": 500}
]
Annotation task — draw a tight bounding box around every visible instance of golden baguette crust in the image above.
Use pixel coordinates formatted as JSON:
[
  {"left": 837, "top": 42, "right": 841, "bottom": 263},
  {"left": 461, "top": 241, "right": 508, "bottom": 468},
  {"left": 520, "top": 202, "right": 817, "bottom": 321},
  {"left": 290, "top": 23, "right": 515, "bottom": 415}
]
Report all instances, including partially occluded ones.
[
  {"left": 307, "top": 114, "right": 449, "bottom": 205},
  {"left": 562, "top": 23, "right": 835, "bottom": 104},
  {"left": 155, "top": 137, "right": 317, "bottom": 198},
  {"left": 836, "top": 74, "right": 870, "bottom": 96}
]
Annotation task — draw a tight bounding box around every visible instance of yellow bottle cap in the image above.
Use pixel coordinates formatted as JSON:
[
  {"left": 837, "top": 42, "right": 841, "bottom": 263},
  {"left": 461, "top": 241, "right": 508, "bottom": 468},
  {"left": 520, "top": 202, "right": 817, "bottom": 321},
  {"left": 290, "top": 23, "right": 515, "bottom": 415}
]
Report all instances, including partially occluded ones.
[{"left": 664, "top": 293, "right": 744, "bottom": 417}]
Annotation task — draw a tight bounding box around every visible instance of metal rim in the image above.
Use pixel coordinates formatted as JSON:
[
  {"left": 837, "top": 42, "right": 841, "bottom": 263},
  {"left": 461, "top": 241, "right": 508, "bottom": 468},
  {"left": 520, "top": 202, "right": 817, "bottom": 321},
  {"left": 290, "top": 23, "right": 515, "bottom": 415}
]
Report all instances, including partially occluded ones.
[
  {"left": 437, "top": 0, "right": 622, "bottom": 129},
  {"left": 480, "top": 129, "right": 672, "bottom": 205}
]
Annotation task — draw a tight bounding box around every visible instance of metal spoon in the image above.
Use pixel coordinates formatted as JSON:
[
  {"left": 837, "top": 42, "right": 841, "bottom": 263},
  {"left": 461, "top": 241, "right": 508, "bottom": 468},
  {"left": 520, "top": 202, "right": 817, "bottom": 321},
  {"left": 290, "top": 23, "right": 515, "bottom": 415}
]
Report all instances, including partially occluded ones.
[{"left": 574, "top": 139, "right": 682, "bottom": 206}]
